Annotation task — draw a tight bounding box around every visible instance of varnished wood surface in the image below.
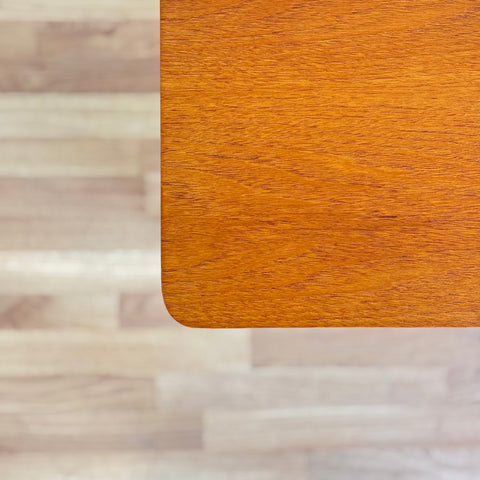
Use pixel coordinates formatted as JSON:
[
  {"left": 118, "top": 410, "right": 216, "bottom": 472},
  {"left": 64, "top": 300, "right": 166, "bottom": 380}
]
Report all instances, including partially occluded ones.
[
  {"left": 161, "top": 0, "right": 480, "bottom": 327},
  {"left": 1, "top": 2, "right": 480, "bottom": 479}
]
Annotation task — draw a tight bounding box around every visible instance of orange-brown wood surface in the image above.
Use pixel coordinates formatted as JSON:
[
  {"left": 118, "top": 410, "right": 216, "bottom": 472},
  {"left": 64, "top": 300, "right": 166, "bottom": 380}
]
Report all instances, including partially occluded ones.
[{"left": 161, "top": 0, "right": 480, "bottom": 327}]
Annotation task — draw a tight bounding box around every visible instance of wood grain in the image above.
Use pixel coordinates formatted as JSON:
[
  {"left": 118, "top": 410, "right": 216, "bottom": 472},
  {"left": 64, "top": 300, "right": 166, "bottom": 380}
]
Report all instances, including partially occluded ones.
[
  {"left": 0, "top": 330, "right": 249, "bottom": 376},
  {"left": 1, "top": 4, "right": 480, "bottom": 479},
  {"left": 0, "top": 453, "right": 308, "bottom": 480},
  {"left": 252, "top": 329, "right": 480, "bottom": 367},
  {"left": 204, "top": 405, "right": 480, "bottom": 452},
  {"left": 0, "top": 250, "right": 161, "bottom": 294},
  {"left": 0, "top": 1, "right": 159, "bottom": 21},
  {"left": 0, "top": 22, "right": 159, "bottom": 92},
  {"left": 0, "top": 94, "right": 159, "bottom": 139},
  {"left": 0, "top": 377, "right": 192, "bottom": 451},
  {"left": 161, "top": 0, "right": 480, "bottom": 327},
  {"left": 0, "top": 295, "right": 117, "bottom": 330},
  {"left": 0, "top": 140, "right": 159, "bottom": 177},
  {"left": 156, "top": 368, "right": 448, "bottom": 410},
  {"left": 310, "top": 448, "right": 480, "bottom": 480},
  {"left": 0, "top": 178, "right": 159, "bottom": 250}
]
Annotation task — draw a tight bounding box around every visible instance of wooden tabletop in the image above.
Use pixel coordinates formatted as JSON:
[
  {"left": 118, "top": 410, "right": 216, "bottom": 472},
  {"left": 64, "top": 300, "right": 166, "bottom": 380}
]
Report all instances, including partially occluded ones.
[{"left": 161, "top": 0, "right": 480, "bottom": 327}]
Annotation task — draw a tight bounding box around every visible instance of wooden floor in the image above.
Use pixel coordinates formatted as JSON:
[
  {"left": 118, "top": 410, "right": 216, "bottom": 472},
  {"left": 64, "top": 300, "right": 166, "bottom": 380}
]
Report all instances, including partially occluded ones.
[{"left": 0, "top": 1, "right": 479, "bottom": 478}]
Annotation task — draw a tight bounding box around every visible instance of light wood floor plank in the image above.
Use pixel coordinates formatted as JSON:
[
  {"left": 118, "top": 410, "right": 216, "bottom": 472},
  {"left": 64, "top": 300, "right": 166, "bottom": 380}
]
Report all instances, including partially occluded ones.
[
  {"left": 0, "top": 452, "right": 307, "bottom": 480},
  {"left": 0, "top": 295, "right": 117, "bottom": 330},
  {"left": 0, "top": 177, "right": 159, "bottom": 249},
  {"left": 309, "top": 448, "right": 480, "bottom": 480},
  {"left": 0, "top": 177, "right": 148, "bottom": 218},
  {"left": 147, "top": 452, "right": 308, "bottom": 480},
  {"left": 0, "top": 250, "right": 161, "bottom": 294},
  {"left": 205, "top": 405, "right": 480, "bottom": 452},
  {"left": 0, "top": 1, "right": 159, "bottom": 21},
  {"left": 252, "top": 329, "right": 480, "bottom": 367},
  {"left": 0, "top": 330, "right": 250, "bottom": 376},
  {"left": 0, "top": 22, "right": 159, "bottom": 92},
  {"left": 0, "top": 23, "right": 37, "bottom": 60},
  {"left": 144, "top": 171, "right": 161, "bottom": 217},
  {"left": 0, "top": 140, "right": 159, "bottom": 177},
  {"left": 156, "top": 368, "right": 448, "bottom": 411},
  {"left": 0, "top": 409, "right": 199, "bottom": 452},
  {"left": 0, "top": 94, "right": 160, "bottom": 139},
  {"left": 0, "top": 376, "right": 156, "bottom": 413},
  {"left": 0, "top": 218, "right": 159, "bottom": 250},
  {"left": 0, "top": 376, "right": 201, "bottom": 451}
]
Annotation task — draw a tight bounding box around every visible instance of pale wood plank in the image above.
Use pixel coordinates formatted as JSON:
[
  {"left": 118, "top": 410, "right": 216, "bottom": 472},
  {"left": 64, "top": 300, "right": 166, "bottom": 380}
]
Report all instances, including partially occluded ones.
[
  {"left": 0, "top": 452, "right": 307, "bottom": 480},
  {"left": 0, "top": 23, "right": 37, "bottom": 60},
  {"left": 0, "top": 377, "right": 155, "bottom": 413},
  {"left": 157, "top": 368, "right": 448, "bottom": 411},
  {"left": 39, "top": 22, "right": 158, "bottom": 61},
  {"left": 120, "top": 292, "right": 179, "bottom": 328},
  {"left": 0, "top": 376, "right": 200, "bottom": 451},
  {"left": 310, "top": 448, "right": 480, "bottom": 480},
  {"left": 0, "top": 94, "right": 160, "bottom": 139},
  {"left": 143, "top": 452, "right": 308, "bottom": 480},
  {"left": 0, "top": 330, "right": 250, "bottom": 376},
  {"left": 252, "top": 329, "right": 480, "bottom": 367},
  {"left": 0, "top": 295, "right": 117, "bottom": 330},
  {"left": 138, "top": 140, "right": 161, "bottom": 172},
  {"left": 144, "top": 171, "right": 161, "bottom": 217},
  {"left": 0, "top": 177, "right": 159, "bottom": 249},
  {"left": 0, "top": 218, "right": 159, "bottom": 250},
  {"left": 446, "top": 367, "right": 480, "bottom": 404},
  {"left": 0, "top": 140, "right": 159, "bottom": 177},
  {"left": 0, "top": 409, "right": 199, "bottom": 452},
  {"left": 0, "top": 250, "right": 161, "bottom": 294},
  {"left": 0, "top": 22, "right": 159, "bottom": 92},
  {"left": 0, "top": 1, "right": 159, "bottom": 21},
  {"left": 0, "top": 177, "right": 147, "bottom": 218},
  {"left": 204, "top": 405, "right": 480, "bottom": 452}
]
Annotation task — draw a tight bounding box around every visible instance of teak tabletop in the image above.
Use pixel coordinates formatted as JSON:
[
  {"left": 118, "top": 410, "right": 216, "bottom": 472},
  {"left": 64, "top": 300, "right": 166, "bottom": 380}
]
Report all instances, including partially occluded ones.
[{"left": 161, "top": 0, "right": 480, "bottom": 328}]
